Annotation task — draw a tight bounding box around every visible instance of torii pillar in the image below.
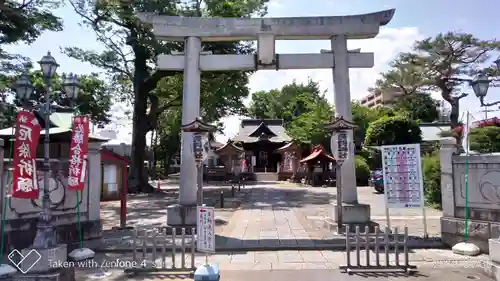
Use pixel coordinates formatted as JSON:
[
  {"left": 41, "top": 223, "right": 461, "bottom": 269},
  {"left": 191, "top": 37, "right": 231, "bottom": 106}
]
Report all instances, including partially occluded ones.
[{"left": 139, "top": 9, "right": 396, "bottom": 226}]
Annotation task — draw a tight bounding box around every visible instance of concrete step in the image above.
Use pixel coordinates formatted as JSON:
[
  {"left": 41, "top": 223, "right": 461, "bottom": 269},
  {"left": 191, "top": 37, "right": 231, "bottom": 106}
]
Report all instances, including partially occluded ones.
[{"left": 254, "top": 172, "right": 278, "bottom": 182}]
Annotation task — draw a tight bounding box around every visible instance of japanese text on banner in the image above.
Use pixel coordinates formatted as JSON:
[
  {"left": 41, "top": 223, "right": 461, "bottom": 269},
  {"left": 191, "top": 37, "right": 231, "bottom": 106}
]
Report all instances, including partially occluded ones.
[
  {"left": 68, "top": 116, "right": 90, "bottom": 191},
  {"left": 12, "top": 111, "right": 41, "bottom": 199},
  {"left": 196, "top": 206, "right": 215, "bottom": 253}
]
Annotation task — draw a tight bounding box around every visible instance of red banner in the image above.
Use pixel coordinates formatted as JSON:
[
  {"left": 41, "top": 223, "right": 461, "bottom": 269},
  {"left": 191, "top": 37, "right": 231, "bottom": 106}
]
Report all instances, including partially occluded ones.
[
  {"left": 68, "top": 115, "right": 90, "bottom": 191},
  {"left": 12, "top": 111, "right": 41, "bottom": 199}
]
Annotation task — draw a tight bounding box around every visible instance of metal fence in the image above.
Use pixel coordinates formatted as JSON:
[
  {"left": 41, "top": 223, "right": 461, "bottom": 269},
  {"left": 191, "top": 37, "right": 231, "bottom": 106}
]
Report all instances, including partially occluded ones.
[
  {"left": 124, "top": 226, "right": 197, "bottom": 274},
  {"left": 339, "top": 225, "right": 417, "bottom": 275}
]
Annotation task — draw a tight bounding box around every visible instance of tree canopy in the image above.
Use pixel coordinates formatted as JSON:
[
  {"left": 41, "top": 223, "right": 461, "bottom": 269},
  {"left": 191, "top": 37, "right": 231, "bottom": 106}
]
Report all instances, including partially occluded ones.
[
  {"left": 247, "top": 79, "right": 333, "bottom": 145},
  {"left": 351, "top": 102, "right": 395, "bottom": 149},
  {"left": 0, "top": 0, "right": 63, "bottom": 75},
  {"left": 66, "top": 0, "right": 269, "bottom": 191},
  {"left": 392, "top": 93, "right": 439, "bottom": 122},
  {"left": 399, "top": 32, "right": 500, "bottom": 128},
  {"left": 364, "top": 115, "right": 422, "bottom": 147}
]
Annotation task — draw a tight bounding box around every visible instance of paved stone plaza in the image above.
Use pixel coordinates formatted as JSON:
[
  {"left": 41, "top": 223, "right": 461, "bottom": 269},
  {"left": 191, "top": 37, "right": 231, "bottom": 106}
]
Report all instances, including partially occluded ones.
[
  {"left": 83, "top": 184, "right": 490, "bottom": 280},
  {"left": 100, "top": 184, "right": 443, "bottom": 251}
]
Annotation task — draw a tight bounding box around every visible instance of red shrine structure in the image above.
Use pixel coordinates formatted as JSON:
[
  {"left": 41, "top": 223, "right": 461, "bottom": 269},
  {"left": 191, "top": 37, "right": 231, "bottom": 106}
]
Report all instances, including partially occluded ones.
[{"left": 212, "top": 119, "right": 336, "bottom": 184}]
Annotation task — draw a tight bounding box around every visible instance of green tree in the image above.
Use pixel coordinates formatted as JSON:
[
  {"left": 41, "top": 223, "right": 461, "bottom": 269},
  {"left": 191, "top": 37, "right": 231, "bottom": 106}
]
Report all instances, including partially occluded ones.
[
  {"left": 369, "top": 56, "right": 429, "bottom": 97},
  {"left": 0, "top": 0, "right": 63, "bottom": 74},
  {"left": 287, "top": 98, "right": 333, "bottom": 145},
  {"left": 247, "top": 89, "right": 281, "bottom": 119},
  {"left": 155, "top": 109, "right": 182, "bottom": 176},
  {"left": 469, "top": 126, "right": 500, "bottom": 153},
  {"left": 401, "top": 32, "right": 500, "bottom": 128},
  {"left": 247, "top": 79, "right": 328, "bottom": 123},
  {"left": 364, "top": 115, "right": 422, "bottom": 147},
  {"left": 65, "top": 0, "right": 268, "bottom": 192},
  {"left": 0, "top": 70, "right": 112, "bottom": 128},
  {"left": 247, "top": 80, "right": 333, "bottom": 145},
  {"left": 392, "top": 93, "right": 439, "bottom": 122},
  {"left": 422, "top": 152, "right": 441, "bottom": 208},
  {"left": 351, "top": 102, "right": 395, "bottom": 149}
]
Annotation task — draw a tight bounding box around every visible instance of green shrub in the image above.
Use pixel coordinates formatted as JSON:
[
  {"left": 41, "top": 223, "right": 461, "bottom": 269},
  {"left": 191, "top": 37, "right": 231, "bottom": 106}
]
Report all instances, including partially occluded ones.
[
  {"left": 469, "top": 125, "right": 500, "bottom": 153},
  {"left": 422, "top": 153, "right": 441, "bottom": 208},
  {"left": 355, "top": 155, "right": 371, "bottom": 186},
  {"left": 364, "top": 115, "right": 422, "bottom": 146}
]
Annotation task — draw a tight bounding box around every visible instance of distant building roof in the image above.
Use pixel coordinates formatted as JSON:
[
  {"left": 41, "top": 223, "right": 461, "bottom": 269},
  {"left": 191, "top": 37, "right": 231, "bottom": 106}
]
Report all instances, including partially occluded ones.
[
  {"left": 232, "top": 119, "right": 292, "bottom": 143},
  {"left": 0, "top": 112, "right": 108, "bottom": 142}
]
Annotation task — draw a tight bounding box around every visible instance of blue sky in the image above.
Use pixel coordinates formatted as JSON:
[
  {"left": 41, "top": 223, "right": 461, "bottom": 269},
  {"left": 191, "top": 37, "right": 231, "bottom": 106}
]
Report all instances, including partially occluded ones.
[{"left": 5, "top": 0, "right": 500, "bottom": 143}]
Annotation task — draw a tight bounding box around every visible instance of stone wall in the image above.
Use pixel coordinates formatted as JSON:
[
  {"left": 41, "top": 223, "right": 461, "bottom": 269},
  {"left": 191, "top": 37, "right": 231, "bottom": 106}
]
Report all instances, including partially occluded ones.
[
  {"left": 0, "top": 141, "right": 103, "bottom": 252},
  {"left": 440, "top": 137, "right": 500, "bottom": 253}
]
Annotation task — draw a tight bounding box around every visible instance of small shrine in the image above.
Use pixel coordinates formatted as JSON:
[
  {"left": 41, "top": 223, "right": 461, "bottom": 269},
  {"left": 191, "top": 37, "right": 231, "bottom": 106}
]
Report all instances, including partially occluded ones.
[
  {"left": 276, "top": 140, "right": 304, "bottom": 181},
  {"left": 209, "top": 140, "right": 244, "bottom": 181},
  {"left": 232, "top": 119, "right": 292, "bottom": 174},
  {"left": 299, "top": 145, "right": 336, "bottom": 186}
]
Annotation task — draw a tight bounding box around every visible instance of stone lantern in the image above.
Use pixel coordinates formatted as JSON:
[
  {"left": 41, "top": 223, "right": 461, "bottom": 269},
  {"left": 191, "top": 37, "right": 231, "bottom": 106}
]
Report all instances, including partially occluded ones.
[{"left": 182, "top": 117, "right": 217, "bottom": 205}]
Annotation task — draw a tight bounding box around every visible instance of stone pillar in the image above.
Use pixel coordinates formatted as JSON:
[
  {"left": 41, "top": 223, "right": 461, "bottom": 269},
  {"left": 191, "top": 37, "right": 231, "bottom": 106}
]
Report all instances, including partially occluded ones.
[
  {"left": 439, "top": 137, "right": 457, "bottom": 217},
  {"left": 87, "top": 142, "right": 102, "bottom": 222},
  {"left": 0, "top": 139, "right": 4, "bottom": 214},
  {"left": 329, "top": 36, "right": 371, "bottom": 227},
  {"left": 330, "top": 35, "right": 357, "bottom": 203},
  {"left": 167, "top": 36, "right": 201, "bottom": 226},
  {"left": 179, "top": 36, "right": 201, "bottom": 206}
]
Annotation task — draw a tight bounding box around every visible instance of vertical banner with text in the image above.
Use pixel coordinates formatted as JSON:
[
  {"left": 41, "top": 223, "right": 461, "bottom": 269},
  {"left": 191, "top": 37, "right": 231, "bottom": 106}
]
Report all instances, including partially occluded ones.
[
  {"left": 68, "top": 115, "right": 90, "bottom": 191},
  {"left": 12, "top": 111, "right": 41, "bottom": 199}
]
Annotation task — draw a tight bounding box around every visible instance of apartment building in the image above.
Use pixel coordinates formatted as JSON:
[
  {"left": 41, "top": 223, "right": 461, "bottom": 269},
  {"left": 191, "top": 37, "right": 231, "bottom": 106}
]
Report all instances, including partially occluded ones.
[{"left": 359, "top": 87, "right": 403, "bottom": 108}]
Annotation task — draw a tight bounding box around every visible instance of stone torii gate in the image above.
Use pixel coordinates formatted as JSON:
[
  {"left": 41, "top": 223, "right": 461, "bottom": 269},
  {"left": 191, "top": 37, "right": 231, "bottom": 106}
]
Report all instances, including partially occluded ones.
[{"left": 138, "top": 9, "right": 396, "bottom": 227}]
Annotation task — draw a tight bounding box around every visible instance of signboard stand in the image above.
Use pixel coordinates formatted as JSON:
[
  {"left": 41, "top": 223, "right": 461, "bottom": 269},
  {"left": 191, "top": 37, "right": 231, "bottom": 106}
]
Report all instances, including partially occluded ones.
[
  {"left": 194, "top": 206, "right": 220, "bottom": 281},
  {"left": 381, "top": 143, "right": 428, "bottom": 238}
]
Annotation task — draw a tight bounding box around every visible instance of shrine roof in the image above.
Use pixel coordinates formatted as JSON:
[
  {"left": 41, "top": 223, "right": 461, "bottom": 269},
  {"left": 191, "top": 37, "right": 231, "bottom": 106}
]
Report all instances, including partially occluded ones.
[
  {"left": 300, "top": 145, "right": 335, "bottom": 163},
  {"left": 232, "top": 119, "right": 292, "bottom": 143},
  {"left": 215, "top": 141, "right": 244, "bottom": 154},
  {"left": 210, "top": 140, "right": 224, "bottom": 149},
  {"left": 276, "top": 140, "right": 301, "bottom": 152},
  {"left": 0, "top": 111, "right": 108, "bottom": 142}
]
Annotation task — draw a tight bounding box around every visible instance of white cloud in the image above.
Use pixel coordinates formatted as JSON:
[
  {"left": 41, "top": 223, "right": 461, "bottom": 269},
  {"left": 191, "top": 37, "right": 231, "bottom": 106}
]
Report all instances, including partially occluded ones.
[{"left": 216, "top": 26, "right": 425, "bottom": 143}]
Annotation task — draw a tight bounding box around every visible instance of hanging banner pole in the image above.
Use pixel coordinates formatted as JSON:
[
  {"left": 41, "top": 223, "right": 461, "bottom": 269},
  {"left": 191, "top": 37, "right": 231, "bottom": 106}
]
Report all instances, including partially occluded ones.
[
  {"left": 0, "top": 109, "right": 41, "bottom": 276},
  {"left": 68, "top": 115, "right": 93, "bottom": 261}
]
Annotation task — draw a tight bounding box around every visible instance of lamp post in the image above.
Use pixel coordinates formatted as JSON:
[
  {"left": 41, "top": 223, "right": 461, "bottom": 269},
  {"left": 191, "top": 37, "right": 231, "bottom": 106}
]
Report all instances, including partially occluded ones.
[
  {"left": 324, "top": 116, "right": 357, "bottom": 233},
  {"left": 181, "top": 117, "right": 217, "bottom": 206},
  {"left": 11, "top": 52, "right": 81, "bottom": 269},
  {"left": 447, "top": 60, "right": 500, "bottom": 256}
]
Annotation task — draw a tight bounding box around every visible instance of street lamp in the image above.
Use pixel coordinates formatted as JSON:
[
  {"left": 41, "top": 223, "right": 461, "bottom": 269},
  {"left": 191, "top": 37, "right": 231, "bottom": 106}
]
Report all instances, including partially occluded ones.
[
  {"left": 63, "top": 73, "right": 81, "bottom": 101},
  {"left": 182, "top": 117, "right": 217, "bottom": 205},
  {"left": 12, "top": 52, "right": 80, "bottom": 264},
  {"left": 12, "top": 73, "right": 34, "bottom": 106},
  {"left": 324, "top": 116, "right": 357, "bottom": 233},
  {"left": 38, "top": 51, "right": 59, "bottom": 78},
  {"left": 465, "top": 60, "right": 500, "bottom": 108}
]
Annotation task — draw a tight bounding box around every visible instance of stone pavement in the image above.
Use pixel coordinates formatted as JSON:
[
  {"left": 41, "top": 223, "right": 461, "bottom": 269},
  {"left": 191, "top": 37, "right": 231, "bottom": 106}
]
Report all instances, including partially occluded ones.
[
  {"left": 96, "top": 184, "right": 444, "bottom": 251},
  {"left": 217, "top": 185, "right": 443, "bottom": 250},
  {"left": 73, "top": 249, "right": 493, "bottom": 281}
]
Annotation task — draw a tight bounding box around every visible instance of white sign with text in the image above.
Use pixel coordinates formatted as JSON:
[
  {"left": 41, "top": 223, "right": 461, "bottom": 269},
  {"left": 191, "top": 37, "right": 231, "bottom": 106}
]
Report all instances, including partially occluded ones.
[{"left": 196, "top": 206, "right": 215, "bottom": 253}]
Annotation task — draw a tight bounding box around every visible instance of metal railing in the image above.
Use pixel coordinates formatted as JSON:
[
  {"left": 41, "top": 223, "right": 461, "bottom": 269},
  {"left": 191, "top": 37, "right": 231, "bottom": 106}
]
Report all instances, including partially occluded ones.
[
  {"left": 124, "top": 226, "right": 197, "bottom": 274},
  {"left": 340, "top": 225, "right": 417, "bottom": 275}
]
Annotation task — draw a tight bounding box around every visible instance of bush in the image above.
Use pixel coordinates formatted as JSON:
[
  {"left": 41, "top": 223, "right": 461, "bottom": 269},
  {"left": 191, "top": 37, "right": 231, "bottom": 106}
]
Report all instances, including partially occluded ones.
[
  {"left": 355, "top": 155, "right": 371, "bottom": 186},
  {"left": 422, "top": 153, "right": 441, "bottom": 208},
  {"left": 364, "top": 115, "right": 422, "bottom": 146},
  {"left": 469, "top": 125, "right": 500, "bottom": 153}
]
